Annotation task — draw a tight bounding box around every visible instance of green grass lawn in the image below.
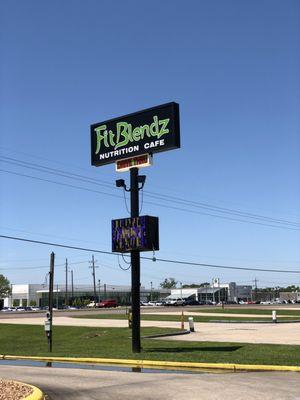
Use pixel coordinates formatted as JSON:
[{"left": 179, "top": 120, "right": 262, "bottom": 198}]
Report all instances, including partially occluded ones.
[
  {"left": 72, "top": 313, "right": 300, "bottom": 323},
  {"left": 191, "top": 307, "right": 300, "bottom": 316},
  {"left": 0, "top": 324, "right": 299, "bottom": 366}
]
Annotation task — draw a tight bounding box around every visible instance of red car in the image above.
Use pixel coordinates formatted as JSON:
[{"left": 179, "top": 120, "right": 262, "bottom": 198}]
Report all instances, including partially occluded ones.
[{"left": 97, "top": 299, "right": 117, "bottom": 308}]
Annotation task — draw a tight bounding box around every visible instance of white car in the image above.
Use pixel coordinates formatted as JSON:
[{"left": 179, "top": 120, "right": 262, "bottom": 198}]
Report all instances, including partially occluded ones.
[
  {"left": 165, "top": 299, "right": 185, "bottom": 306},
  {"left": 147, "top": 301, "right": 157, "bottom": 306}
]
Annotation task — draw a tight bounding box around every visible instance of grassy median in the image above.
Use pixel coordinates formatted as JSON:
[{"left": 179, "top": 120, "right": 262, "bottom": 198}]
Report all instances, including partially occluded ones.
[
  {"left": 191, "top": 308, "right": 300, "bottom": 316},
  {"left": 0, "top": 324, "right": 299, "bottom": 366},
  {"left": 72, "top": 313, "right": 300, "bottom": 323}
]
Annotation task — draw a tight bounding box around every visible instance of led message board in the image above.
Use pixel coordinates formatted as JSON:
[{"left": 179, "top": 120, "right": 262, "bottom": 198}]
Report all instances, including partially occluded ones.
[
  {"left": 112, "top": 216, "right": 159, "bottom": 253},
  {"left": 115, "top": 154, "right": 153, "bottom": 172},
  {"left": 91, "top": 102, "right": 180, "bottom": 166}
]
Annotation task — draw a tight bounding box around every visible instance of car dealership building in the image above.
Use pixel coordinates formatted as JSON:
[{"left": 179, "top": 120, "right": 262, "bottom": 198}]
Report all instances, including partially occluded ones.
[
  {"left": 3, "top": 283, "right": 171, "bottom": 308},
  {"left": 2, "top": 280, "right": 252, "bottom": 308}
]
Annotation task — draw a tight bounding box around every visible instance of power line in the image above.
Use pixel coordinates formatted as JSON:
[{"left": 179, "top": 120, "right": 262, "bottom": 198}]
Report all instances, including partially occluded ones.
[
  {"left": 144, "top": 191, "right": 300, "bottom": 227},
  {"left": 1, "top": 155, "right": 299, "bottom": 228},
  {"left": 1, "top": 234, "right": 299, "bottom": 274},
  {"left": 0, "top": 260, "right": 89, "bottom": 271},
  {"left": 0, "top": 156, "right": 114, "bottom": 189},
  {"left": 1, "top": 168, "right": 299, "bottom": 231},
  {"left": 144, "top": 199, "right": 300, "bottom": 231}
]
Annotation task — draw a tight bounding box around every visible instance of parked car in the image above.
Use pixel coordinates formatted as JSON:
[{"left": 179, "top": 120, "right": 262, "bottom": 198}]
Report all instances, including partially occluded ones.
[
  {"left": 86, "top": 302, "right": 97, "bottom": 308},
  {"left": 183, "top": 299, "right": 200, "bottom": 306},
  {"left": 16, "top": 307, "right": 26, "bottom": 312},
  {"left": 97, "top": 299, "right": 117, "bottom": 308},
  {"left": 165, "top": 298, "right": 185, "bottom": 306},
  {"left": 147, "top": 301, "right": 158, "bottom": 306},
  {"left": 0, "top": 307, "right": 13, "bottom": 312}
]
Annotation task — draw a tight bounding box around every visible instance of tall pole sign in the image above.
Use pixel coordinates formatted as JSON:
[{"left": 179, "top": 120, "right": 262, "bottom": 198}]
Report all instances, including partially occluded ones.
[{"left": 91, "top": 102, "right": 180, "bottom": 353}]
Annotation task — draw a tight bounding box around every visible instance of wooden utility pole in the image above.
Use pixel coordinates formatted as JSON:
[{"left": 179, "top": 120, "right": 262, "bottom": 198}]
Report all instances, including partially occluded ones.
[
  {"left": 98, "top": 279, "right": 101, "bottom": 302},
  {"left": 71, "top": 270, "right": 74, "bottom": 301},
  {"left": 89, "top": 255, "right": 98, "bottom": 307},
  {"left": 65, "top": 258, "right": 68, "bottom": 306}
]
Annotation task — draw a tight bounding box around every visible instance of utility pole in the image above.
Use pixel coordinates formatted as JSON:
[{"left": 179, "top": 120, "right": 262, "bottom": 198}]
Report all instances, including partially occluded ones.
[
  {"left": 254, "top": 277, "right": 258, "bottom": 302},
  {"left": 10, "top": 283, "right": 13, "bottom": 308},
  {"left": 56, "top": 284, "right": 59, "bottom": 309},
  {"left": 98, "top": 279, "right": 101, "bottom": 302},
  {"left": 150, "top": 281, "right": 153, "bottom": 302},
  {"left": 130, "top": 167, "right": 141, "bottom": 353},
  {"left": 71, "top": 270, "right": 74, "bottom": 302},
  {"left": 47, "top": 252, "right": 55, "bottom": 352},
  {"left": 180, "top": 282, "right": 183, "bottom": 302},
  {"left": 89, "top": 255, "right": 98, "bottom": 307},
  {"left": 65, "top": 258, "right": 68, "bottom": 307}
]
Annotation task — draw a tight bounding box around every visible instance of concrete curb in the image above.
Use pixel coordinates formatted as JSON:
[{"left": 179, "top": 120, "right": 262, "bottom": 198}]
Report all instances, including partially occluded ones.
[
  {"left": 13, "top": 380, "right": 44, "bottom": 400},
  {"left": 1, "top": 354, "right": 300, "bottom": 373}
]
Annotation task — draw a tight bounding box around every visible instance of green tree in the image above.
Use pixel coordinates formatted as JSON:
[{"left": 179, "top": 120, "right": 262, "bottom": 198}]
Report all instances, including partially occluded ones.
[
  {"left": 0, "top": 275, "right": 11, "bottom": 298},
  {"left": 160, "top": 277, "right": 178, "bottom": 289}
]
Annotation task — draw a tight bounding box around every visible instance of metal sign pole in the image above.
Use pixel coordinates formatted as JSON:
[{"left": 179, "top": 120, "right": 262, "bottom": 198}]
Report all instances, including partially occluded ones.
[{"left": 130, "top": 167, "right": 141, "bottom": 353}]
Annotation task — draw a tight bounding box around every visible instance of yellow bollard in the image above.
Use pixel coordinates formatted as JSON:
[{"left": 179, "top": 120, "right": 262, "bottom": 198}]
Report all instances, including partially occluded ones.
[{"left": 181, "top": 311, "right": 184, "bottom": 330}]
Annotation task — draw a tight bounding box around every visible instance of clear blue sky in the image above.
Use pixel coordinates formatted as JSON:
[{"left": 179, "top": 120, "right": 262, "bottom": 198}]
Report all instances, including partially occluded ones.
[{"left": 0, "top": 0, "right": 299, "bottom": 290}]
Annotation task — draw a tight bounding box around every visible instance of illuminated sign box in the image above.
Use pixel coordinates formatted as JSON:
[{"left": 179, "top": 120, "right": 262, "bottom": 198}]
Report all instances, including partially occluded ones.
[
  {"left": 115, "top": 154, "right": 153, "bottom": 172},
  {"left": 112, "top": 216, "right": 159, "bottom": 253},
  {"left": 91, "top": 102, "right": 180, "bottom": 167}
]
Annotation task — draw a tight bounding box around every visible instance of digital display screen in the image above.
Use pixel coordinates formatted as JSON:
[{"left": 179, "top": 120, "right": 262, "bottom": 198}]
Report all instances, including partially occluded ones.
[{"left": 112, "top": 216, "right": 159, "bottom": 253}]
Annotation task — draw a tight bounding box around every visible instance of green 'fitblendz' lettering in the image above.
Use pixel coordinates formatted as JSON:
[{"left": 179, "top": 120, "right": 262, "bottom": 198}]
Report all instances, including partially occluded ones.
[{"left": 94, "top": 116, "right": 170, "bottom": 154}]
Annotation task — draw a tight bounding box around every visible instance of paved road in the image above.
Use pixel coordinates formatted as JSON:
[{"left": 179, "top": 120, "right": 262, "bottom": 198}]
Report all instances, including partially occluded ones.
[
  {"left": 1, "top": 304, "right": 300, "bottom": 320},
  {"left": 1, "top": 365, "right": 300, "bottom": 400}
]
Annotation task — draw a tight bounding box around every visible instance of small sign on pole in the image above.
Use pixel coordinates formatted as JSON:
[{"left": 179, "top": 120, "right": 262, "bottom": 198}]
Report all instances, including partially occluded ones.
[
  {"left": 115, "top": 154, "right": 153, "bottom": 172},
  {"left": 112, "top": 216, "right": 159, "bottom": 253},
  {"left": 44, "top": 320, "right": 51, "bottom": 332}
]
